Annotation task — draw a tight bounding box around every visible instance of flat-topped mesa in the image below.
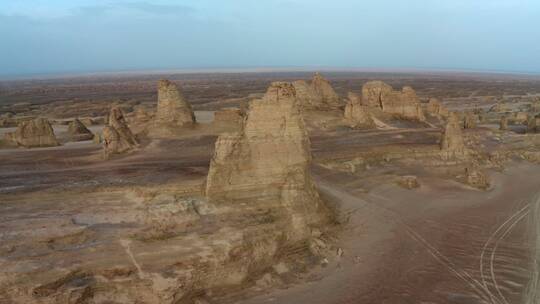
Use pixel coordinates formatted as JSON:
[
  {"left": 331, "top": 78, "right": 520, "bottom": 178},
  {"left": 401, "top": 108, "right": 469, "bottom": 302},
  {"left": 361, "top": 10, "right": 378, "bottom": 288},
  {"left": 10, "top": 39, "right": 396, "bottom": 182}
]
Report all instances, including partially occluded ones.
[
  {"left": 206, "top": 82, "right": 327, "bottom": 239},
  {"left": 68, "top": 118, "right": 94, "bottom": 141},
  {"left": 344, "top": 92, "right": 375, "bottom": 129},
  {"left": 103, "top": 106, "right": 138, "bottom": 157},
  {"left": 361, "top": 81, "right": 426, "bottom": 121},
  {"left": 5, "top": 118, "right": 59, "bottom": 148},
  {"left": 440, "top": 112, "right": 466, "bottom": 157},
  {"left": 156, "top": 79, "right": 196, "bottom": 127},
  {"left": 292, "top": 73, "right": 340, "bottom": 109}
]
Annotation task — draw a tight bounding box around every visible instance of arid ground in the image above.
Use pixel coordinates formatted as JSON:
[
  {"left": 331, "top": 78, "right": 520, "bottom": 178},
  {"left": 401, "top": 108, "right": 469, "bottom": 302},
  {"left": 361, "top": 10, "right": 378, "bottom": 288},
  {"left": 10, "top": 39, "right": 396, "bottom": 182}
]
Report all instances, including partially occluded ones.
[{"left": 1, "top": 71, "right": 540, "bottom": 304}]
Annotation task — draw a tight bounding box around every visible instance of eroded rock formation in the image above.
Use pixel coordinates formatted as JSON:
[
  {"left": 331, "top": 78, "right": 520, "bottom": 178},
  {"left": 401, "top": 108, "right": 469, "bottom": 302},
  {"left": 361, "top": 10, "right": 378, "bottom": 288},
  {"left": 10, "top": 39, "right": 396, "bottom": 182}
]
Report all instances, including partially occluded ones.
[
  {"left": 500, "top": 115, "right": 509, "bottom": 131},
  {"left": 206, "top": 82, "right": 328, "bottom": 240},
  {"left": 426, "top": 98, "right": 449, "bottom": 118},
  {"left": 440, "top": 113, "right": 466, "bottom": 157},
  {"left": 361, "top": 81, "right": 426, "bottom": 121},
  {"left": 68, "top": 118, "right": 94, "bottom": 141},
  {"left": 465, "top": 167, "right": 489, "bottom": 189},
  {"left": 528, "top": 114, "right": 539, "bottom": 133},
  {"left": 5, "top": 118, "right": 59, "bottom": 148},
  {"left": 311, "top": 72, "right": 340, "bottom": 106},
  {"left": 156, "top": 80, "right": 195, "bottom": 126},
  {"left": 463, "top": 112, "right": 477, "bottom": 129},
  {"left": 103, "top": 106, "right": 138, "bottom": 157},
  {"left": 292, "top": 73, "right": 340, "bottom": 109},
  {"left": 344, "top": 93, "right": 375, "bottom": 129},
  {"left": 213, "top": 107, "right": 244, "bottom": 126}
]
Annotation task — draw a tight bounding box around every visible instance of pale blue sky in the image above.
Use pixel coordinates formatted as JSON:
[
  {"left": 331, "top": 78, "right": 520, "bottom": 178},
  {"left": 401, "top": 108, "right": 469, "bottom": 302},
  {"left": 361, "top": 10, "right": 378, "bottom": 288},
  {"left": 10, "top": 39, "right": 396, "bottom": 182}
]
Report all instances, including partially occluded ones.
[{"left": 0, "top": 0, "right": 539, "bottom": 76}]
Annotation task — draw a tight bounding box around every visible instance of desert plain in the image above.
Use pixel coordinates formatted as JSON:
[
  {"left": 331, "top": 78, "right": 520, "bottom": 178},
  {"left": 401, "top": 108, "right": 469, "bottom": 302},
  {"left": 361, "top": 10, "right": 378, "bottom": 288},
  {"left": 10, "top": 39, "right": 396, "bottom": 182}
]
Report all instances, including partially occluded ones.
[{"left": 1, "top": 70, "right": 540, "bottom": 304}]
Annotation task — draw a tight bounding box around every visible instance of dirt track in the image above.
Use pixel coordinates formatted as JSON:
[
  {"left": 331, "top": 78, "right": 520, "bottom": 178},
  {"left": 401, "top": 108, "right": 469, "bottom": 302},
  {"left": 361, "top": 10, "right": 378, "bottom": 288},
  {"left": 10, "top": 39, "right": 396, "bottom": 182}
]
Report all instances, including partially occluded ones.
[{"left": 238, "top": 163, "right": 539, "bottom": 304}]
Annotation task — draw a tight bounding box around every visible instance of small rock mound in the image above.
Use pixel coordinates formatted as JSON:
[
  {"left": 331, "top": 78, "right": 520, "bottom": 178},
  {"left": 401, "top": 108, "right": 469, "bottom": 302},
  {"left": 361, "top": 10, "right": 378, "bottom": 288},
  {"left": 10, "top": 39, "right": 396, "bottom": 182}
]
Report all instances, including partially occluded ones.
[
  {"left": 68, "top": 118, "right": 94, "bottom": 141},
  {"left": 103, "top": 106, "right": 138, "bottom": 157},
  {"left": 344, "top": 93, "right": 375, "bottom": 129},
  {"left": 398, "top": 176, "right": 420, "bottom": 189},
  {"left": 361, "top": 81, "right": 426, "bottom": 121},
  {"left": 5, "top": 118, "right": 59, "bottom": 148},
  {"left": 465, "top": 167, "right": 489, "bottom": 189}
]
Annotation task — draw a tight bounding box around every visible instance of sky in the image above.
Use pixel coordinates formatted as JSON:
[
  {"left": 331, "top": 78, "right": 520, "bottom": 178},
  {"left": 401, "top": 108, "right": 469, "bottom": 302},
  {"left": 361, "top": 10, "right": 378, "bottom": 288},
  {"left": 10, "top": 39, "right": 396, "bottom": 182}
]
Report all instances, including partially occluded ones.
[{"left": 0, "top": 0, "right": 539, "bottom": 77}]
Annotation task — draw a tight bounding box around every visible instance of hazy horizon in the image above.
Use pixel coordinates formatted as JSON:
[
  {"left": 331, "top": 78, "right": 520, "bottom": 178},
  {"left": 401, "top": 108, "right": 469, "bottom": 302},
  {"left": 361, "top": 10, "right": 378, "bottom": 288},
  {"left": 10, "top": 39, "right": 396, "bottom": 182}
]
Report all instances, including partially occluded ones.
[{"left": 1, "top": 0, "right": 539, "bottom": 77}]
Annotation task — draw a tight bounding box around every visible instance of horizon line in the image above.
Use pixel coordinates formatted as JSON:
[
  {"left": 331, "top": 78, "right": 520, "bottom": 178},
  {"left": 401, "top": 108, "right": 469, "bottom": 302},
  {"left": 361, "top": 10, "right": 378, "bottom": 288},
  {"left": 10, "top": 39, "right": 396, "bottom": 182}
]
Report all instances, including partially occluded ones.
[{"left": 2, "top": 66, "right": 540, "bottom": 81}]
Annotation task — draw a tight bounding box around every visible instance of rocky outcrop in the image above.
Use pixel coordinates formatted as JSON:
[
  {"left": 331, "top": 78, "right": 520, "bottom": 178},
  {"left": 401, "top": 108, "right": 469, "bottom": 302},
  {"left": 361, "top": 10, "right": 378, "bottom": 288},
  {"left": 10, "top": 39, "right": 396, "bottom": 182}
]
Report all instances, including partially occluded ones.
[
  {"left": 361, "top": 81, "right": 426, "bottom": 121},
  {"left": 206, "top": 82, "right": 327, "bottom": 240},
  {"left": 361, "top": 81, "right": 392, "bottom": 108},
  {"left": 344, "top": 93, "right": 375, "bottom": 129},
  {"left": 463, "top": 112, "right": 477, "bottom": 129},
  {"left": 149, "top": 80, "right": 196, "bottom": 137},
  {"left": 440, "top": 113, "right": 465, "bottom": 157},
  {"left": 292, "top": 73, "right": 340, "bottom": 109},
  {"left": 311, "top": 73, "right": 340, "bottom": 106},
  {"left": 292, "top": 80, "right": 323, "bottom": 109},
  {"left": 156, "top": 79, "right": 196, "bottom": 126},
  {"left": 5, "top": 118, "right": 59, "bottom": 148},
  {"left": 68, "top": 118, "right": 94, "bottom": 141},
  {"left": 489, "top": 103, "right": 508, "bottom": 113},
  {"left": 398, "top": 176, "right": 420, "bottom": 189},
  {"left": 426, "top": 98, "right": 449, "bottom": 118},
  {"left": 103, "top": 107, "right": 138, "bottom": 157},
  {"left": 465, "top": 167, "right": 489, "bottom": 189},
  {"left": 528, "top": 114, "right": 539, "bottom": 133},
  {"left": 500, "top": 115, "right": 509, "bottom": 130}
]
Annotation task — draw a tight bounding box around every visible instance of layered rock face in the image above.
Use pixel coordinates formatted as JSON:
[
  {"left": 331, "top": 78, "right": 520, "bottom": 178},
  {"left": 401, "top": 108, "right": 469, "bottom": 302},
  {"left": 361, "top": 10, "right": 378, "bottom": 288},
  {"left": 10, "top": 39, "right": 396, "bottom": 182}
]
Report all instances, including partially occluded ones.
[
  {"left": 213, "top": 108, "right": 244, "bottom": 125},
  {"left": 5, "top": 118, "right": 59, "bottom": 148},
  {"left": 103, "top": 107, "right": 138, "bottom": 156},
  {"left": 344, "top": 93, "right": 375, "bottom": 129},
  {"left": 292, "top": 73, "right": 340, "bottom": 109},
  {"left": 67, "top": 118, "right": 94, "bottom": 141},
  {"left": 440, "top": 113, "right": 465, "bottom": 155},
  {"left": 292, "top": 80, "right": 323, "bottom": 108},
  {"left": 155, "top": 79, "right": 196, "bottom": 127},
  {"left": 206, "top": 82, "right": 327, "bottom": 239},
  {"left": 361, "top": 81, "right": 426, "bottom": 121}
]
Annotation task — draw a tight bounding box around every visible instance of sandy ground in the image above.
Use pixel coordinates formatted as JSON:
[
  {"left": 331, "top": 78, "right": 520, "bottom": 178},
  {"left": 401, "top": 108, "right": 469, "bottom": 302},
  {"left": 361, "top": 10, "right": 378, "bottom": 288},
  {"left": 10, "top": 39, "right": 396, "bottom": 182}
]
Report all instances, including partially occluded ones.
[{"left": 236, "top": 162, "right": 538, "bottom": 304}]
